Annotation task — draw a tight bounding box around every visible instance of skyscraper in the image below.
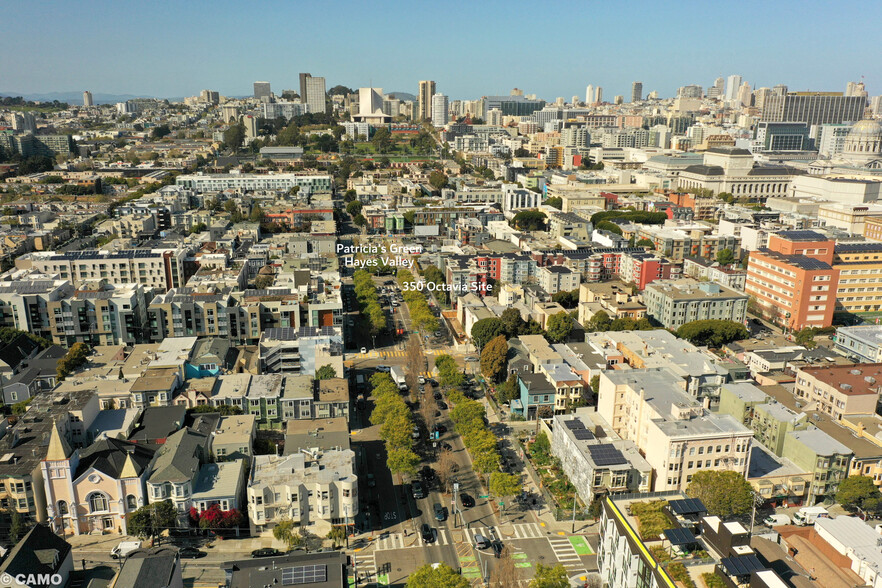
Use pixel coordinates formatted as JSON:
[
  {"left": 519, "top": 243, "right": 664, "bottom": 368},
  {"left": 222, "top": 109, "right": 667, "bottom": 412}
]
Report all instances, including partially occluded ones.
[
  {"left": 631, "top": 81, "right": 643, "bottom": 103},
  {"left": 595, "top": 87, "right": 603, "bottom": 104},
  {"left": 586, "top": 85, "right": 594, "bottom": 105},
  {"left": 253, "top": 81, "right": 271, "bottom": 101},
  {"left": 738, "top": 82, "right": 752, "bottom": 107},
  {"left": 725, "top": 75, "right": 742, "bottom": 101},
  {"left": 762, "top": 92, "right": 867, "bottom": 127},
  {"left": 83, "top": 91, "right": 93, "bottom": 107},
  {"left": 431, "top": 93, "right": 449, "bottom": 126},
  {"left": 10, "top": 112, "right": 36, "bottom": 133},
  {"left": 846, "top": 81, "right": 868, "bottom": 97},
  {"left": 418, "top": 80, "right": 436, "bottom": 121},
  {"left": 300, "top": 74, "right": 327, "bottom": 114}
]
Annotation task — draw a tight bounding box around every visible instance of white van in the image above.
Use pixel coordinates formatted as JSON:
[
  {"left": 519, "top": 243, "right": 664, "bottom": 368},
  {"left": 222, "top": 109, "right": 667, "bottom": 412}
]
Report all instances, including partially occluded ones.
[{"left": 110, "top": 540, "right": 142, "bottom": 559}]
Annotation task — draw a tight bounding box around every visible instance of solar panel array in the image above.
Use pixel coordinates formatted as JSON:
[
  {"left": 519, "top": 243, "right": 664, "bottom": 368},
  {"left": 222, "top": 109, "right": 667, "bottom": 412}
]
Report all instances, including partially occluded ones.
[
  {"left": 563, "top": 419, "right": 585, "bottom": 430},
  {"left": 668, "top": 498, "right": 707, "bottom": 516},
  {"left": 573, "top": 429, "right": 595, "bottom": 441},
  {"left": 281, "top": 564, "right": 328, "bottom": 585},
  {"left": 663, "top": 527, "right": 697, "bottom": 546},
  {"left": 587, "top": 444, "right": 626, "bottom": 466},
  {"left": 720, "top": 555, "right": 764, "bottom": 577}
]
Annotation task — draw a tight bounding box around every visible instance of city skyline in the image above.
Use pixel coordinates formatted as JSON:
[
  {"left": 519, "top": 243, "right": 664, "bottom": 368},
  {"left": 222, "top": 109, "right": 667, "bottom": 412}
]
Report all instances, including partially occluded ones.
[{"left": 2, "top": 0, "right": 880, "bottom": 102}]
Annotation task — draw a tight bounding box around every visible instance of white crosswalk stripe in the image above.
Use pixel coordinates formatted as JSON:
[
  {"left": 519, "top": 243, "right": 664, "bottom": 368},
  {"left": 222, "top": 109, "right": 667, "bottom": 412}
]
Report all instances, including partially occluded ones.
[
  {"left": 372, "top": 523, "right": 545, "bottom": 551},
  {"left": 353, "top": 552, "right": 377, "bottom": 581},
  {"left": 548, "top": 536, "right": 583, "bottom": 567}
]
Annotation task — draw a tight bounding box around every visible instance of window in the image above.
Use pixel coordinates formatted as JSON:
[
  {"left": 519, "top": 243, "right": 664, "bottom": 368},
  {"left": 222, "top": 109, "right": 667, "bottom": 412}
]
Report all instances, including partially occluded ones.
[
  {"left": 126, "top": 495, "right": 137, "bottom": 510},
  {"left": 89, "top": 493, "right": 108, "bottom": 513},
  {"left": 57, "top": 500, "right": 68, "bottom": 515}
]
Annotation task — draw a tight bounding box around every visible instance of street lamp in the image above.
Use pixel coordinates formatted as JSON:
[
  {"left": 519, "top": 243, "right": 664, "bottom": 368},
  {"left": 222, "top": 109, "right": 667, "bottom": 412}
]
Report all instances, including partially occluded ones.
[{"left": 343, "top": 504, "right": 350, "bottom": 549}]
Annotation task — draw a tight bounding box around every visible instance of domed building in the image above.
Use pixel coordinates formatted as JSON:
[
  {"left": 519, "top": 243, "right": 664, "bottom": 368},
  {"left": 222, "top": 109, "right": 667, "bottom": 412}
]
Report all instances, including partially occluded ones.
[{"left": 841, "top": 118, "right": 882, "bottom": 167}]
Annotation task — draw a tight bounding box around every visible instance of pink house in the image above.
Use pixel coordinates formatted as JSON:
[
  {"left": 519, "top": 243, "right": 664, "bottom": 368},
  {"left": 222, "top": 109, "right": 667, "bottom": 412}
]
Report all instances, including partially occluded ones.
[{"left": 41, "top": 424, "right": 156, "bottom": 536}]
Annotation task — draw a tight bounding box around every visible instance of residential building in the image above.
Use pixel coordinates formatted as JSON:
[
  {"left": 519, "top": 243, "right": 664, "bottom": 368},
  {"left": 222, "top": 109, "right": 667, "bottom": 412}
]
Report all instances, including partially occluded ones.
[
  {"left": 258, "top": 327, "right": 344, "bottom": 377},
  {"left": 747, "top": 444, "right": 810, "bottom": 507},
  {"left": 247, "top": 450, "right": 357, "bottom": 535},
  {"left": 598, "top": 368, "right": 753, "bottom": 491},
  {"left": 418, "top": 80, "right": 436, "bottom": 121},
  {"left": 537, "top": 265, "right": 579, "bottom": 295},
  {"left": 834, "top": 324, "right": 882, "bottom": 362},
  {"left": 191, "top": 460, "right": 245, "bottom": 515},
  {"left": 111, "top": 546, "right": 184, "bottom": 588},
  {"left": 0, "top": 279, "right": 74, "bottom": 342},
  {"left": 253, "top": 81, "right": 271, "bottom": 101},
  {"left": 717, "top": 381, "right": 770, "bottom": 425},
  {"left": 782, "top": 428, "right": 852, "bottom": 503},
  {"left": 641, "top": 278, "right": 748, "bottom": 330},
  {"left": 285, "top": 417, "right": 350, "bottom": 455},
  {"left": 0, "top": 345, "right": 64, "bottom": 405},
  {"left": 175, "top": 173, "right": 332, "bottom": 195},
  {"left": 48, "top": 283, "right": 150, "bottom": 347},
  {"left": 146, "top": 428, "right": 209, "bottom": 520},
  {"left": 617, "top": 251, "right": 682, "bottom": 290},
  {"left": 300, "top": 74, "right": 326, "bottom": 114},
  {"left": 833, "top": 242, "right": 882, "bottom": 314},
  {"left": 745, "top": 231, "right": 839, "bottom": 329},
  {"left": 681, "top": 256, "right": 747, "bottom": 290},
  {"left": 513, "top": 372, "right": 556, "bottom": 420},
  {"left": 431, "top": 93, "right": 448, "bottom": 126},
  {"left": 630, "top": 81, "right": 642, "bottom": 103},
  {"left": 551, "top": 412, "right": 651, "bottom": 505},
  {"left": 224, "top": 552, "right": 347, "bottom": 588},
  {"left": 147, "top": 288, "right": 241, "bottom": 341},
  {"left": 210, "top": 414, "right": 256, "bottom": 462},
  {"left": 752, "top": 401, "right": 809, "bottom": 456},
  {"left": 794, "top": 363, "right": 882, "bottom": 419},
  {"left": 0, "top": 525, "right": 74, "bottom": 588},
  {"left": 316, "top": 378, "right": 350, "bottom": 421}
]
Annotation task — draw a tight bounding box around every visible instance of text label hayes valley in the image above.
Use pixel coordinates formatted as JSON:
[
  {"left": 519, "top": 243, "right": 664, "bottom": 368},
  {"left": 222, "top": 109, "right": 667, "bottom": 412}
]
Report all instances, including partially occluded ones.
[{"left": 337, "top": 242, "right": 423, "bottom": 269}]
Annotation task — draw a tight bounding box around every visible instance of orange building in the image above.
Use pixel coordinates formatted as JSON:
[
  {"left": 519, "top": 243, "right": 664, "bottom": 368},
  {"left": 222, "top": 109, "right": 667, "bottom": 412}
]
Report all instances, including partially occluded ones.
[{"left": 745, "top": 231, "right": 839, "bottom": 330}]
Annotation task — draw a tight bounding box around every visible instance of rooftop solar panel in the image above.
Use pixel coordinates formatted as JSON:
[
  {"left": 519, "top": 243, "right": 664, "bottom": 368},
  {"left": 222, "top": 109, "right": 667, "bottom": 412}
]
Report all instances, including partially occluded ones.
[
  {"left": 720, "top": 555, "right": 764, "bottom": 577},
  {"left": 572, "top": 429, "right": 595, "bottom": 441},
  {"left": 281, "top": 564, "right": 328, "bottom": 585},
  {"left": 587, "top": 444, "right": 627, "bottom": 466},
  {"left": 564, "top": 419, "right": 586, "bottom": 430},
  {"left": 668, "top": 498, "right": 707, "bottom": 516},
  {"left": 663, "top": 527, "right": 697, "bottom": 546}
]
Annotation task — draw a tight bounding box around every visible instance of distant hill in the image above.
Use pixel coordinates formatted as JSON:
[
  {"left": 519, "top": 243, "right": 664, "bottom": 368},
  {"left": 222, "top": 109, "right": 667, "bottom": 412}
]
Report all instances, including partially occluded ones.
[
  {"left": 386, "top": 91, "right": 416, "bottom": 102},
  {"left": 0, "top": 91, "right": 173, "bottom": 105}
]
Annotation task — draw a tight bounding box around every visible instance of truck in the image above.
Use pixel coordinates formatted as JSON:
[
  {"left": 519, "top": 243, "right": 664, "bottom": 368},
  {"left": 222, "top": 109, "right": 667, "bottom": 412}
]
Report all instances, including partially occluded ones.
[
  {"left": 762, "top": 514, "right": 791, "bottom": 527},
  {"left": 390, "top": 366, "right": 407, "bottom": 390},
  {"left": 110, "top": 540, "right": 142, "bottom": 559},
  {"left": 792, "top": 506, "right": 829, "bottom": 526}
]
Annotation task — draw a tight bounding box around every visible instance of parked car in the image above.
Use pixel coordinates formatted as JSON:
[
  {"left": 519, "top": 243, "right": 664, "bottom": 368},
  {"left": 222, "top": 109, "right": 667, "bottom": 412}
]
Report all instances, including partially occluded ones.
[
  {"left": 360, "top": 347, "right": 367, "bottom": 354},
  {"left": 412, "top": 480, "right": 425, "bottom": 499},
  {"left": 433, "top": 503, "right": 446, "bottom": 521},
  {"left": 421, "top": 523, "right": 435, "bottom": 543},
  {"left": 432, "top": 424, "right": 446, "bottom": 435},
  {"left": 441, "top": 442, "right": 453, "bottom": 451},
  {"left": 492, "top": 541, "right": 503, "bottom": 558},
  {"left": 436, "top": 401, "right": 447, "bottom": 410},
  {"left": 433, "top": 392, "right": 443, "bottom": 400},
  {"left": 460, "top": 493, "right": 475, "bottom": 508},
  {"left": 465, "top": 356, "right": 478, "bottom": 362},
  {"left": 252, "top": 548, "right": 284, "bottom": 558},
  {"left": 375, "top": 365, "right": 391, "bottom": 373},
  {"left": 178, "top": 547, "right": 207, "bottom": 559},
  {"left": 418, "top": 376, "right": 426, "bottom": 385},
  {"left": 421, "top": 466, "right": 437, "bottom": 482},
  {"left": 475, "top": 534, "right": 491, "bottom": 550},
  {"left": 110, "top": 541, "right": 142, "bottom": 559}
]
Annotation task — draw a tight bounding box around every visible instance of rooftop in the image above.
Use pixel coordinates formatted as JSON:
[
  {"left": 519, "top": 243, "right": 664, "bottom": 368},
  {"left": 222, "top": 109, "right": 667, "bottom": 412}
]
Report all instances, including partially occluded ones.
[
  {"left": 798, "top": 363, "right": 882, "bottom": 396},
  {"left": 192, "top": 460, "right": 244, "bottom": 501}
]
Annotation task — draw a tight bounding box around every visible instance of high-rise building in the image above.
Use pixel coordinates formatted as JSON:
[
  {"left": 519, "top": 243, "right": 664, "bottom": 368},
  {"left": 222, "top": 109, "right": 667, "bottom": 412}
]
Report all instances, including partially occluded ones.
[
  {"left": 846, "top": 81, "right": 868, "bottom": 97},
  {"left": 10, "top": 112, "right": 36, "bottom": 133},
  {"left": 83, "top": 91, "right": 93, "bottom": 107},
  {"left": 872, "top": 95, "right": 882, "bottom": 116},
  {"left": 571, "top": 95, "right": 579, "bottom": 106},
  {"left": 418, "top": 80, "right": 436, "bottom": 121},
  {"left": 614, "top": 95, "right": 624, "bottom": 105},
  {"left": 510, "top": 88, "right": 524, "bottom": 97},
  {"left": 241, "top": 115, "right": 258, "bottom": 139},
  {"left": 762, "top": 92, "right": 867, "bottom": 127},
  {"left": 586, "top": 85, "right": 594, "bottom": 105},
  {"left": 253, "top": 81, "right": 271, "bottom": 101},
  {"left": 431, "top": 93, "right": 449, "bottom": 126},
  {"left": 631, "top": 81, "right": 643, "bottom": 103},
  {"left": 200, "top": 89, "right": 219, "bottom": 105},
  {"left": 595, "top": 87, "right": 603, "bottom": 104},
  {"left": 753, "top": 87, "right": 772, "bottom": 110},
  {"left": 678, "top": 85, "right": 703, "bottom": 98},
  {"left": 298, "top": 74, "right": 326, "bottom": 114},
  {"left": 772, "top": 84, "right": 788, "bottom": 96},
  {"left": 738, "top": 82, "right": 752, "bottom": 107},
  {"left": 725, "top": 75, "right": 742, "bottom": 101}
]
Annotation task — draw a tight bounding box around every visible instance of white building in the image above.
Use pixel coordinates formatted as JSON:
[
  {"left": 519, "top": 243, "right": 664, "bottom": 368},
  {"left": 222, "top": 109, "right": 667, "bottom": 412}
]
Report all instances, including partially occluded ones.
[
  {"left": 431, "top": 93, "right": 449, "bottom": 126},
  {"left": 176, "top": 173, "right": 332, "bottom": 195},
  {"left": 538, "top": 265, "right": 580, "bottom": 295}
]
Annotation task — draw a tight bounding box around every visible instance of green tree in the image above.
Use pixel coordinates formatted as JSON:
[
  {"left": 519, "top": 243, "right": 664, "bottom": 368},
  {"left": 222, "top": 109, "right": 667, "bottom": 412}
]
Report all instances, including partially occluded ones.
[
  {"left": 188, "top": 404, "right": 243, "bottom": 416},
  {"left": 8, "top": 509, "right": 26, "bottom": 544},
  {"left": 544, "top": 196, "right": 563, "bottom": 210},
  {"left": 249, "top": 204, "right": 263, "bottom": 222},
  {"left": 551, "top": 289, "right": 579, "bottom": 309},
  {"left": 636, "top": 238, "right": 655, "bottom": 249},
  {"left": 496, "top": 374, "right": 520, "bottom": 404},
  {"left": 57, "top": 342, "right": 90, "bottom": 380},
  {"left": 795, "top": 327, "right": 818, "bottom": 349},
  {"left": 127, "top": 500, "right": 177, "bottom": 539},
  {"left": 381, "top": 411, "right": 415, "bottom": 450},
  {"left": 407, "top": 563, "right": 470, "bottom": 588},
  {"left": 836, "top": 475, "right": 882, "bottom": 513},
  {"left": 273, "top": 518, "right": 304, "bottom": 550},
  {"left": 595, "top": 220, "right": 623, "bottom": 236},
  {"left": 490, "top": 472, "right": 523, "bottom": 505},
  {"left": 429, "top": 170, "right": 449, "bottom": 191},
  {"left": 686, "top": 470, "right": 754, "bottom": 517},
  {"left": 326, "top": 525, "right": 346, "bottom": 548},
  {"left": 500, "top": 308, "right": 526, "bottom": 338},
  {"left": 315, "top": 364, "right": 337, "bottom": 380},
  {"left": 11, "top": 398, "right": 32, "bottom": 416},
  {"left": 480, "top": 335, "right": 509, "bottom": 383},
  {"left": 510, "top": 210, "right": 547, "bottom": 231},
  {"left": 675, "top": 320, "right": 749, "bottom": 347},
  {"left": 353, "top": 214, "right": 366, "bottom": 227},
  {"left": 387, "top": 447, "right": 420, "bottom": 482},
  {"left": 346, "top": 200, "right": 363, "bottom": 217},
  {"left": 223, "top": 123, "right": 246, "bottom": 152},
  {"left": 545, "top": 312, "right": 573, "bottom": 343},
  {"left": 150, "top": 124, "right": 171, "bottom": 140},
  {"left": 529, "top": 563, "right": 569, "bottom": 588},
  {"left": 716, "top": 248, "right": 736, "bottom": 265},
  {"left": 371, "top": 127, "right": 393, "bottom": 153},
  {"left": 471, "top": 318, "right": 505, "bottom": 351},
  {"left": 587, "top": 310, "right": 612, "bottom": 332}
]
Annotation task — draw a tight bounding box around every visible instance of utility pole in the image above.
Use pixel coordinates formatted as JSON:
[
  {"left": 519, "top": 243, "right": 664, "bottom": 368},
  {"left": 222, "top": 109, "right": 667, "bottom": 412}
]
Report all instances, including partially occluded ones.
[{"left": 572, "top": 500, "right": 578, "bottom": 534}]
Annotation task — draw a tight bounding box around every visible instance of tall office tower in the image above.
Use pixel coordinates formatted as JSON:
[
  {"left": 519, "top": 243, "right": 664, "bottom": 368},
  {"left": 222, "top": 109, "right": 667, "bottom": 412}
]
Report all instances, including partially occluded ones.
[
  {"left": 83, "top": 91, "right": 93, "bottom": 107},
  {"left": 200, "top": 89, "right": 219, "bottom": 105},
  {"left": 586, "top": 85, "right": 595, "bottom": 104},
  {"left": 725, "top": 75, "right": 742, "bottom": 101},
  {"left": 418, "top": 80, "right": 436, "bottom": 121},
  {"left": 555, "top": 97, "right": 565, "bottom": 107},
  {"left": 678, "top": 85, "right": 703, "bottom": 98},
  {"left": 846, "top": 81, "right": 868, "bottom": 97},
  {"left": 631, "top": 81, "right": 643, "bottom": 103},
  {"left": 753, "top": 87, "right": 772, "bottom": 110},
  {"left": 872, "top": 95, "right": 882, "bottom": 116},
  {"left": 572, "top": 96, "right": 579, "bottom": 105},
  {"left": 714, "top": 77, "right": 725, "bottom": 93},
  {"left": 431, "top": 93, "right": 449, "bottom": 126},
  {"left": 761, "top": 92, "right": 867, "bottom": 127},
  {"left": 241, "top": 115, "right": 258, "bottom": 139},
  {"left": 738, "top": 82, "right": 752, "bottom": 107},
  {"left": 772, "top": 84, "right": 788, "bottom": 96},
  {"left": 10, "top": 112, "right": 36, "bottom": 133},
  {"left": 487, "top": 108, "right": 503, "bottom": 126},
  {"left": 595, "top": 87, "right": 603, "bottom": 104},
  {"left": 300, "top": 74, "right": 327, "bottom": 114},
  {"left": 253, "top": 81, "right": 271, "bottom": 101},
  {"left": 614, "top": 95, "right": 624, "bottom": 105}
]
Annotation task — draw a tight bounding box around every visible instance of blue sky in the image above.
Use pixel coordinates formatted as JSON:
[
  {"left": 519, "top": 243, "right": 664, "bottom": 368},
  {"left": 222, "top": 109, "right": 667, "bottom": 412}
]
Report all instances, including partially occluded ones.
[{"left": 2, "top": 0, "right": 880, "bottom": 100}]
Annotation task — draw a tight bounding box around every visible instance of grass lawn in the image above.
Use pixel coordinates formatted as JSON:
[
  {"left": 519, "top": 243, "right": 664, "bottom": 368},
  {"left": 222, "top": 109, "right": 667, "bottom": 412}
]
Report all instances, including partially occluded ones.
[{"left": 630, "top": 500, "right": 670, "bottom": 541}]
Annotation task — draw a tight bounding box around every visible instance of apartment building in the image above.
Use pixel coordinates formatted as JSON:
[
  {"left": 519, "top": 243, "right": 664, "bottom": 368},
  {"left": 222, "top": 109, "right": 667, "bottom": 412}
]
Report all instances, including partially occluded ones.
[
  {"left": 209, "top": 414, "right": 256, "bottom": 462},
  {"left": 176, "top": 173, "right": 332, "bottom": 195},
  {"left": 146, "top": 428, "right": 210, "bottom": 519},
  {"left": 782, "top": 429, "right": 852, "bottom": 503},
  {"left": 147, "top": 288, "right": 241, "bottom": 342},
  {"left": 248, "top": 450, "right": 357, "bottom": 535},
  {"left": 0, "top": 279, "right": 73, "bottom": 342},
  {"left": 794, "top": 363, "right": 882, "bottom": 419},
  {"left": 745, "top": 231, "right": 839, "bottom": 329},
  {"left": 834, "top": 324, "right": 882, "bottom": 362},
  {"left": 537, "top": 265, "right": 580, "bottom": 295},
  {"left": 17, "top": 248, "right": 193, "bottom": 291},
  {"left": 48, "top": 283, "right": 150, "bottom": 347},
  {"left": 682, "top": 256, "right": 747, "bottom": 290},
  {"left": 833, "top": 242, "right": 882, "bottom": 314},
  {"left": 551, "top": 413, "right": 651, "bottom": 505},
  {"left": 617, "top": 251, "right": 682, "bottom": 290},
  {"left": 641, "top": 278, "right": 748, "bottom": 329},
  {"left": 598, "top": 368, "right": 752, "bottom": 491}
]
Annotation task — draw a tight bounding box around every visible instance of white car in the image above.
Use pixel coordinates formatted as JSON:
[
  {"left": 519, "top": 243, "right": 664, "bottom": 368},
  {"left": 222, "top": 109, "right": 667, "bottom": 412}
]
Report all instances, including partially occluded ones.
[
  {"left": 110, "top": 541, "right": 142, "bottom": 559},
  {"left": 360, "top": 347, "right": 367, "bottom": 354},
  {"left": 418, "top": 376, "right": 426, "bottom": 385}
]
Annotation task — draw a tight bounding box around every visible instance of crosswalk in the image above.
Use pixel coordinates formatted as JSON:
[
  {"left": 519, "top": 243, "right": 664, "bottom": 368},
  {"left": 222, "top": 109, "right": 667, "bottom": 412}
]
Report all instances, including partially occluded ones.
[
  {"left": 372, "top": 523, "right": 544, "bottom": 551},
  {"left": 352, "top": 552, "right": 378, "bottom": 584},
  {"left": 548, "top": 535, "right": 585, "bottom": 572}
]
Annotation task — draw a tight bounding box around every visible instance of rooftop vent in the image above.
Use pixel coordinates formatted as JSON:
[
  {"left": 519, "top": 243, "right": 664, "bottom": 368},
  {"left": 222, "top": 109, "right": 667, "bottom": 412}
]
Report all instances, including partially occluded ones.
[
  {"left": 842, "top": 383, "right": 852, "bottom": 390},
  {"left": 851, "top": 369, "right": 862, "bottom": 376},
  {"left": 866, "top": 377, "right": 876, "bottom": 384}
]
